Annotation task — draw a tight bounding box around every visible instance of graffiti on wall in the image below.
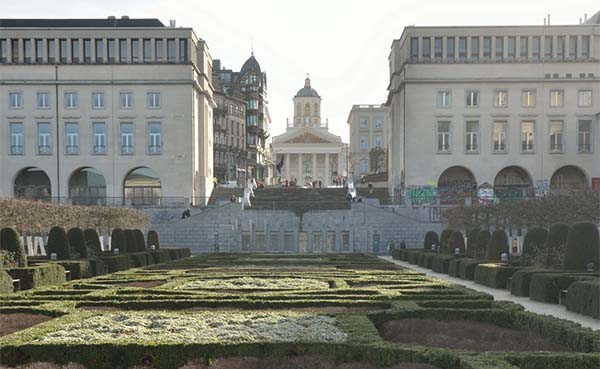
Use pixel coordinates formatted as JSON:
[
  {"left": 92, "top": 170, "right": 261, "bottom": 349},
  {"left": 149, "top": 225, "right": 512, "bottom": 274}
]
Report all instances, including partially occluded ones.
[
  {"left": 477, "top": 182, "right": 494, "bottom": 205},
  {"left": 407, "top": 186, "right": 437, "bottom": 205},
  {"left": 534, "top": 179, "right": 550, "bottom": 197}
]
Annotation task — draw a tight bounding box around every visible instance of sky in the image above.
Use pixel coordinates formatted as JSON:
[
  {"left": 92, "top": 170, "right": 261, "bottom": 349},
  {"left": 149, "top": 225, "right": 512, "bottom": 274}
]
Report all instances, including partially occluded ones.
[{"left": 3, "top": 0, "right": 597, "bottom": 141}]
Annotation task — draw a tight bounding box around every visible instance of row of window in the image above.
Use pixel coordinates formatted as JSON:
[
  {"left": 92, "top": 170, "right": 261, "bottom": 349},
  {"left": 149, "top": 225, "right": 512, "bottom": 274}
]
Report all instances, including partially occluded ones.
[
  {"left": 359, "top": 135, "right": 383, "bottom": 151},
  {"left": 7, "top": 91, "right": 161, "bottom": 110},
  {"left": 6, "top": 121, "right": 162, "bottom": 156},
  {"left": 215, "top": 101, "right": 245, "bottom": 117},
  {"left": 436, "top": 89, "right": 593, "bottom": 109},
  {"left": 410, "top": 35, "right": 592, "bottom": 62},
  {"left": 214, "top": 131, "right": 244, "bottom": 149},
  {"left": 0, "top": 38, "right": 188, "bottom": 64},
  {"left": 358, "top": 117, "right": 384, "bottom": 129},
  {"left": 435, "top": 119, "right": 594, "bottom": 154}
]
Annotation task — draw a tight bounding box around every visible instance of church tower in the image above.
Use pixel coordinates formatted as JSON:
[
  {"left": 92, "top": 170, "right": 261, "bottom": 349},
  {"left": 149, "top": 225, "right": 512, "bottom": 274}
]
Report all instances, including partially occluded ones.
[{"left": 292, "top": 75, "right": 321, "bottom": 128}]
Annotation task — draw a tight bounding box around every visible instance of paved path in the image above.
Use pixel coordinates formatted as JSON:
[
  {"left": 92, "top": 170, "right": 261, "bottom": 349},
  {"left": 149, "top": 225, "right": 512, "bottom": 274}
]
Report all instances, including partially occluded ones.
[{"left": 380, "top": 256, "right": 600, "bottom": 331}]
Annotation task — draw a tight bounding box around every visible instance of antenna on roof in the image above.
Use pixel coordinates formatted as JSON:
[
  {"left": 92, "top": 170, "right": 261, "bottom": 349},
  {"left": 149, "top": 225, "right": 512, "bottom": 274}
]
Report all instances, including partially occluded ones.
[{"left": 251, "top": 38, "right": 254, "bottom": 56}]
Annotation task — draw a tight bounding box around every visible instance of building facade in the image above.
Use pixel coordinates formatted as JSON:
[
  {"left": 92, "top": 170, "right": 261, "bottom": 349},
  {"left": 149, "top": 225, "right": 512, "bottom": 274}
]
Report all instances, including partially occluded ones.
[
  {"left": 346, "top": 104, "right": 390, "bottom": 180},
  {"left": 387, "top": 16, "right": 600, "bottom": 203},
  {"left": 0, "top": 17, "right": 215, "bottom": 206},
  {"left": 272, "top": 76, "right": 346, "bottom": 186}
]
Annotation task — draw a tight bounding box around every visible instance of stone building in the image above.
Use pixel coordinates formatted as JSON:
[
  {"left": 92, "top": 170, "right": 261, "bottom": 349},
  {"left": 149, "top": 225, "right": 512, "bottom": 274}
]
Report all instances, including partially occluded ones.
[
  {"left": 272, "top": 76, "right": 346, "bottom": 186},
  {"left": 0, "top": 17, "right": 215, "bottom": 205},
  {"left": 386, "top": 14, "right": 600, "bottom": 203}
]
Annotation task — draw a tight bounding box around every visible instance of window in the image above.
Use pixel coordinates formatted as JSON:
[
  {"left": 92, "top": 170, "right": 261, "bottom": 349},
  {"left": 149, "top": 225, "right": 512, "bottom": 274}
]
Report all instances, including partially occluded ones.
[
  {"left": 9, "top": 92, "right": 23, "bottom": 108},
  {"left": 359, "top": 118, "right": 368, "bottom": 128},
  {"left": 447, "top": 37, "right": 455, "bottom": 60},
  {"left": 374, "top": 117, "right": 383, "bottom": 128},
  {"left": 65, "top": 122, "right": 79, "bottom": 154},
  {"left": 10, "top": 123, "right": 24, "bottom": 155},
  {"left": 247, "top": 134, "right": 256, "bottom": 145},
  {"left": 483, "top": 37, "right": 491, "bottom": 59},
  {"left": 143, "top": 39, "right": 152, "bottom": 62},
  {"left": 471, "top": 37, "right": 479, "bottom": 60},
  {"left": 179, "top": 39, "right": 187, "bottom": 62},
  {"left": 578, "top": 120, "right": 592, "bottom": 153},
  {"left": 147, "top": 92, "right": 160, "bottom": 108},
  {"left": 360, "top": 136, "right": 368, "bottom": 150},
  {"left": 57, "top": 40, "right": 65, "bottom": 63},
  {"left": 120, "top": 92, "right": 134, "bottom": 108},
  {"left": 36, "top": 92, "right": 50, "bottom": 109},
  {"left": 507, "top": 36, "right": 515, "bottom": 60},
  {"left": 247, "top": 115, "right": 257, "bottom": 126},
  {"left": 568, "top": 36, "right": 577, "bottom": 59},
  {"left": 247, "top": 99, "right": 258, "bottom": 110},
  {"left": 155, "top": 39, "right": 164, "bottom": 62},
  {"left": 532, "top": 36, "right": 540, "bottom": 60},
  {"left": 495, "top": 37, "right": 504, "bottom": 61},
  {"left": 374, "top": 136, "right": 382, "bottom": 148},
  {"left": 465, "top": 90, "right": 479, "bottom": 107},
  {"left": 522, "top": 90, "right": 536, "bottom": 107},
  {"left": 556, "top": 36, "right": 565, "bottom": 59},
  {"left": 581, "top": 36, "right": 590, "bottom": 58},
  {"left": 37, "top": 122, "right": 51, "bottom": 154},
  {"left": 131, "top": 39, "right": 140, "bottom": 63},
  {"left": 422, "top": 37, "right": 431, "bottom": 59},
  {"left": 549, "top": 120, "right": 563, "bottom": 153},
  {"left": 107, "top": 39, "right": 116, "bottom": 63},
  {"left": 11, "top": 39, "right": 19, "bottom": 63},
  {"left": 465, "top": 120, "right": 479, "bottom": 152},
  {"left": 544, "top": 36, "right": 553, "bottom": 59},
  {"left": 92, "top": 122, "right": 107, "bottom": 154},
  {"left": 458, "top": 37, "right": 467, "bottom": 60},
  {"left": 65, "top": 92, "right": 78, "bottom": 109},
  {"left": 410, "top": 37, "right": 418, "bottom": 61},
  {"left": 578, "top": 90, "right": 592, "bottom": 107},
  {"left": 360, "top": 158, "right": 369, "bottom": 174},
  {"left": 493, "top": 121, "right": 507, "bottom": 152},
  {"left": 521, "top": 121, "right": 535, "bottom": 152},
  {"left": 48, "top": 39, "right": 56, "bottom": 63},
  {"left": 437, "top": 121, "right": 451, "bottom": 152},
  {"left": 24, "top": 39, "right": 32, "bottom": 63},
  {"left": 437, "top": 91, "right": 451, "bottom": 108},
  {"left": 119, "top": 39, "right": 128, "bottom": 63},
  {"left": 0, "top": 39, "right": 7, "bottom": 63},
  {"left": 83, "top": 39, "right": 91, "bottom": 63},
  {"left": 120, "top": 122, "right": 134, "bottom": 154},
  {"left": 519, "top": 37, "right": 528, "bottom": 59},
  {"left": 71, "top": 39, "right": 80, "bottom": 63},
  {"left": 167, "top": 39, "right": 176, "bottom": 62},
  {"left": 95, "top": 39, "right": 104, "bottom": 63},
  {"left": 494, "top": 90, "right": 508, "bottom": 108},
  {"left": 434, "top": 37, "right": 443, "bottom": 60},
  {"left": 35, "top": 39, "right": 43, "bottom": 63},
  {"left": 92, "top": 92, "right": 105, "bottom": 109},
  {"left": 550, "top": 90, "right": 563, "bottom": 107}
]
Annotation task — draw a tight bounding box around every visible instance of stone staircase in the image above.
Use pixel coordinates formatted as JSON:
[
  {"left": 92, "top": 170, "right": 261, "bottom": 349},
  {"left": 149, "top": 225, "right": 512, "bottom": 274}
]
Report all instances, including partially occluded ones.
[{"left": 356, "top": 187, "right": 394, "bottom": 205}]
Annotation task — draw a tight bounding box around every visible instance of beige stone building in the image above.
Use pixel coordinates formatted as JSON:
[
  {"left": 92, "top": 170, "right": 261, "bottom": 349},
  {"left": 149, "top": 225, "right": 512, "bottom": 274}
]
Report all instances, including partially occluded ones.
[
  {"left": 387, "top": 14, "right": 600, "bottom": 203},
  {"left": 346, "top": 104, "right": 389, "bottom": 180},
  {"left": 0, "top": 17, "right": 215, "bottom": 206},
  {"left": 272, "top": 76, "right": 346, "bottom": 186}
]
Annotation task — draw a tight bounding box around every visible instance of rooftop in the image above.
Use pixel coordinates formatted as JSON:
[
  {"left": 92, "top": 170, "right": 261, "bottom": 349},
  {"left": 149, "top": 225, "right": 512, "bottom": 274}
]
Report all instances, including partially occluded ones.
[{"left": 0, "top": 17, "right": 165, "bottom": 28}]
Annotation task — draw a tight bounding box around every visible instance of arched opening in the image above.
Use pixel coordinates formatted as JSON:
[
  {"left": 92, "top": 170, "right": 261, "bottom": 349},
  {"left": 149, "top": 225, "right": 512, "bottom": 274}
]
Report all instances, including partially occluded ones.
[
  {"left": 69, "top": 167, "right": 106, "bottom": 205},
  {"left": 437, "top": 166, "right": 477, "bottom": 205},
  {"left": 124, "top": 167, "right": 161, "bottom": 206},
  {"left": 494, "top": 166, "right": 533, "bottom": 201},
  {"left": 550, "top": 166, "right": 587, "bottom": 193},
  {"left": 14, "top": 167, "right": 51, "bottom": 200}
]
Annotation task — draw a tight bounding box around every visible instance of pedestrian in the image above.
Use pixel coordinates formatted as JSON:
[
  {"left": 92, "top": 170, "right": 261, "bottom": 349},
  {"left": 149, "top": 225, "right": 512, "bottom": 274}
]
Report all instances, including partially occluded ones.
[
  {"left": 181, "top": 208, "right": 191, "bottom": 219},
  {"left": 212, "top": 177, "right": 218, "bottom": 188},
  {"left": 388, "top": 240, "right": 396, "bottom": 255},
  {"left": 230, "top": 195, "right": 236, "bottom": 203},
  {"left": 400, "top": 239, "right": 406, "bottom": 249},
  {"left": 318, "top": 180, "right": 322, "bottom": 188}
]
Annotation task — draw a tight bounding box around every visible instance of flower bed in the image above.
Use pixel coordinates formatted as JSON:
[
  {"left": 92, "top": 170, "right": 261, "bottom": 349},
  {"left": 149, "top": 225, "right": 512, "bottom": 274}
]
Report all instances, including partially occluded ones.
[{"left": 174, "top": 277, "right": 330, "bottom": 290}]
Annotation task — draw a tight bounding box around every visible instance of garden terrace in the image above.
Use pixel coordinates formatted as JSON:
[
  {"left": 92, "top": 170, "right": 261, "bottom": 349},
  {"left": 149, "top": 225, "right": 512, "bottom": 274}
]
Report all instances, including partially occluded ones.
[{"left": 0, "top": 254, "right": 599, "bottom": 369}]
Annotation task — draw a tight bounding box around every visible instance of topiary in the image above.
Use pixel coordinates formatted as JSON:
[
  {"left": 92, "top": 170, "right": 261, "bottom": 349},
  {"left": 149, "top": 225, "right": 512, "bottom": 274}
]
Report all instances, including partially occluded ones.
[
  {"left": 124, "top": 229, "right": 137, "bottom": 253},
  {"left": 110, "top": 228, "right": 126, "bottom": 253},
  {"left": 564, "top": 222, "right": 600, "bottom": 271},
  {"left": 448, "top": 231, "right": 465, "bottom": 254},
  {"left": 542, "top": 223, "right": 570, "bottom": 267},
  {"left": 522, "top": 227, "right": 549, "bottom": 258},
  {"left": 147, "top": 230, "right": 160, "bottom": 249},
  {"left": 133, "top": 229, "right": 146, "bottom": 252},
  {"left": 486, "top": 230, "right": 509, "bottom": 261},
  {"left": 423, "top": 231, "right": 439, "bottom": 250},
  {"left": 474, "top": 230, "right": 491, "bottom": 258},
  {"left": 0, "top": 227, "right": 27, "bottom": 267},
  {"left": 83, "top": 228, "right": 103, "bottom": 257},
  {"left": 67, "top": 228, "right": 88, "bottom": 259},
  {"left": 47, "top": 226, "right": 72, "bottom": 260},
  {"left": 439, "top": 229, "right": 454, "bottom": 253}
]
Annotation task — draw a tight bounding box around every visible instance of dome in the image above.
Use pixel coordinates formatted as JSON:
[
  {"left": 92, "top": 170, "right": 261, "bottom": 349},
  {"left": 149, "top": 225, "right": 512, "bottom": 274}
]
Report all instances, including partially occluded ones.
[
  {"left": 240, "top": 54, "right": 261, "bottom": 75},
  {"left": 295, "top": 75, "right": 320, "bottom": 98}
]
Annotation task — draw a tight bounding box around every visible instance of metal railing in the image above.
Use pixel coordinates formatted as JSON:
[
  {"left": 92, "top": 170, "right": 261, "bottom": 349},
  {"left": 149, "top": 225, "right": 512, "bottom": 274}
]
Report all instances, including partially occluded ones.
[{"left": 9, "top": 196, "right": 212, "bottom": 208}]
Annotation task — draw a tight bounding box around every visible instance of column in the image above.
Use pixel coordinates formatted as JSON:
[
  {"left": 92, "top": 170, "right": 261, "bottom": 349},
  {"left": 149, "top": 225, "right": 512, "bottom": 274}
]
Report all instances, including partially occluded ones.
[
  {"left": 284, "top": 153, "right": 290, "bottom": 179},
  {"left": 325, "top": 154, "right": 330, "bottom": 185},
  {"left": 297, "top": 154, "right": 302, "bottom": 180},
  {"left": 312, "top": 153, "right": 317, "bottom": 180}
]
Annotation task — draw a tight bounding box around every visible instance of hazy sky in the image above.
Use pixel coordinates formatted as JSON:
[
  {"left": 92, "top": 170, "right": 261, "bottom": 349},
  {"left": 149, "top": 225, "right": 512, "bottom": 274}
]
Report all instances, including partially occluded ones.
[{"left": 3, "top": 0, "right": 596, "bottom": 141}]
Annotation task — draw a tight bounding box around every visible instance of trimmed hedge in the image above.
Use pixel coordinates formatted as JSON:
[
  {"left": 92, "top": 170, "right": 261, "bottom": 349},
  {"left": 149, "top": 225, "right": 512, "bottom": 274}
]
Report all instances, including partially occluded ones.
[
  {"left": 407, "top": 249, "right": 422, "bottom": 264},
  {"left": 147, "top": 230, "right": 160, "bottom": 249},
  {"left": 98, "top": 255, "right": 132, "bottom": 273},
  {"left": 529, "top": 272, "right": 596, "bottom": 303},
  {"left": 431, "top": 254, "right": 454, "bottom": 274},
  {"left": 46, "top": 226, "right": 71, "bottom": 260},
  {"left": 83, "top": 228, "right": 103, "bottom": 257},
  {"left": 0, "top": 270, "right": 13, "bottom": 293},
  {"left": 448, "top": 231, "right": 465, "bottom": 254},
  {"left": 128, "top": 252, "right": 151, "bottom": 267},
  {"left": 149, "top": 249, "right": 172, "bottom": 264},
  {"left": 423, "top": 231, "right": 439, "bottom": 250},
  {"left": 88, "top": 258, "right": 107, "bottom": 276},
  {"left": 487, "top": 230, "right": 509, "bottom": 260},
  {"left": 0, "top": 227, "right": 27, "bottom": 267},
  {"left": 167, "top": 249, "right": 182, "bottom": 261},
  {"left": 509, "top": 268, "right": 548, "bottom": 297},
  {"left": 448, "top": 258, "right": 475, "bottom": 277},
  {"left": 57, "top": 260, "right": 94, "bottom": 279},
  {"left": 474, "top": 230, "right": 491, "bottom": 259},
  {"left": 566, "top": 280, "right": 600, "bottom": 319},
  {"left": 417, "top": 252, "right": 435, "bottom": 269},
  {"left": 124, "top": 229, "right": 137, "bottom": 253},
  {"left": 133, "top": 229, "right": 146, "bottom": 252},
  {"left": 67, "top": 227, "right": 88, "bottom": 259},
  {"left": 458, "top": 259, "right": 483, "bottom": 280},
  {"left": 110, "top": 228, "right": 126, "bottom": 252},
  {"left": 564, "top": 222, "right": 600, "bottom": 271},
  {"left": 474, "top": 263, "right": 521, "bottom": 289},
  {"left": 7, "top": 263, "right": 66, "bottom": 290},
  {"left": 439, "top": 229, "right": 453, "bottom": 253},
  {"left": 522, "top": 227, "right": 548, "bottom": 258},
  {"left": 466, "top": 229, "right": 479, "bottom": 257},
  {"left": 542, "top": 223, "right": 570, "bottom": 267}
]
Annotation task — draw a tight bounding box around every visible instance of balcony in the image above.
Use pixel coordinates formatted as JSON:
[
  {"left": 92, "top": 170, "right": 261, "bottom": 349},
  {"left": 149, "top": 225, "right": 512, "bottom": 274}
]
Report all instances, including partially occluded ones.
[
  {"left": 121, "top": 145, "right": 134, "bottom": 155},
  {"left": 93, "top": 145, "right": 107, "bottom": 154},
  {"left": 65, "top": 145, "right": 79, "bottom": 154},
  {"left": 38, "top": 145, "right": 52, "bottom": 155},
  {"left": 10, "top": 145, "right": 24, "bottom": 155},
  {"left": 148, "top": 145, "right": 162, "bottom": 155}
]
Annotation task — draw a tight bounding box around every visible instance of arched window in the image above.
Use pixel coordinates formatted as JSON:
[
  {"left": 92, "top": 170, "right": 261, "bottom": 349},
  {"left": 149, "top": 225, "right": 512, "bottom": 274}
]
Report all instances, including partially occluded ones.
[
  {"left": 69, "top": 167, "right": 106, "bottom": 205},
  {"left": 14, "top": 167, "right": 51, "bottom": 200},
  {"left": 124, "top": 167, "right": 161, "bottom": 206},
  {"left": 305, "top": 103, "right": 311, "bottom": 116},
  {"left": 438, "top": 166, "right": 477, "bottom": 205}
]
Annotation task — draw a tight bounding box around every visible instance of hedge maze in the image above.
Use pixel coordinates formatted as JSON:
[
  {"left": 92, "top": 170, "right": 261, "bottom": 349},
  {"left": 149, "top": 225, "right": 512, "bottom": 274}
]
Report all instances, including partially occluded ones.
[{"left": 1, "top": 254, "right": 599, "bottom": 369}]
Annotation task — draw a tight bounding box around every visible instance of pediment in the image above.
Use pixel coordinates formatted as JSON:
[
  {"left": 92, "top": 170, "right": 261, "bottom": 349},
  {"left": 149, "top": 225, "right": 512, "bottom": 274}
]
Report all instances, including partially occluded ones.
[{"left": 283, "top": 132, "right": 334, "bottom": 144}]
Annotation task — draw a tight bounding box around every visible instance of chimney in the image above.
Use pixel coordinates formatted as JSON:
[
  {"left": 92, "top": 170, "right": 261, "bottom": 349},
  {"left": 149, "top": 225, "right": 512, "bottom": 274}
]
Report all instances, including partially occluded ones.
[
  {"left": 579, "top": 17, "right": 582, "bottom": 25},
  {"left": 108, "top": 16, "right": 116, "bottom": 20},
  {"left": 548, "top": 14, "right": 551, "bottom": 25},
  {"left": 544, "top": 17, "right": 547, "bottom": 26},
  {"left": 584, "top": 13, "right": 588, "bottom": 22},
  {"left": 169, "top": 19, "right": 176, "bottom": 28},
  {"left": 121, "top": 15, "right": 129, "bottom": 20}
]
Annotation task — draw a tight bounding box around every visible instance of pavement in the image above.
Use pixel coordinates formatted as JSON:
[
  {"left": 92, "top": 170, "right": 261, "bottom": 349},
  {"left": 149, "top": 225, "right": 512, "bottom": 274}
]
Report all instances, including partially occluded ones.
[{"left": 380, "top": 256, "right": 600, "bottom": 331}]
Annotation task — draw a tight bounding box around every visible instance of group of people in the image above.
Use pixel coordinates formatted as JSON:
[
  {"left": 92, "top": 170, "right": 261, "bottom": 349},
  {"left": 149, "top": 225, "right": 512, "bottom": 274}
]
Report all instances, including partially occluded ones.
[{"left": 280, "top": 178, "right": 298, "bottom": 189}]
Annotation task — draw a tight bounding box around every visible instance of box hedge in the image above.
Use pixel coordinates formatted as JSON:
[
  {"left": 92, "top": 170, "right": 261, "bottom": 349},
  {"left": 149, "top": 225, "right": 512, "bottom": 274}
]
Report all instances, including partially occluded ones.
[
  {"left": 458, "top": 259, "right": 484, "bottom": 280},
  {"left": 167, "top": 249, "right": 182, "bottom": 261},
  {"left": 88, "top": 258, "right": 107, "bottom": 276},
  {"left": 448, "top": 231, "right": 465, "bottom": 254},
  {"left": 110, "top": 228, "right": 126, "bottom": 252},
  {"left": 509, "top": 268, "right": 548, "bottom": 297},
  {"left": 0, "top": 227, "right": 27, "bottom": 267},
  {"left": 147, "top": 230, "right": 160, "bottom": 249},
  {"left": 98, "top": 255, "right": 132, "bottom": 273},
  {"left": 46, "top": 226, "right": 71, "bottom": 260},
  {"left": 474, "top": 230, "right": 491, "bottom": 259},
  {"left": 423, "top": 231, "right": 438, "bottom": 250},
  {"left": 128, "top": 252, "right": 151, "bottom": 267},
  {"left": 56, "top": 260, "right": 94, "bottom": 279},
  {"left": 150, "top": 249, "right": 172, "bottom": 264},
  {"left": 83, "top": 228, "right": 103, "bottom": 257},
  {"left": 7, "top": 263, "right": 66, "bottom": 290},
  {"left": 439, "top": 229, "right": 454, "bottom": 253},
  {"left": 133, "top": 229, "right": 146, "bottom": 252},
  {"left": 522, "top": 227, "right": 548, "bottom": 258},
  {"left": 474, "top": 263, "right": 521, "bottom": 289},
  {"left": 67, "top": 227, "right": 88, "bottom": 259},
  {"left": 448, "top": 258, "right": 475, "bottom": 277},
  {"left": 566, "top": 279, "right": 600, "bottom": 319},
  {"left": 417, "top": 252, "right": 435, "bottom": 269},
  {"left": 406, "top": 249, "right": 422, "bottom": 264},
  {"left": 564, "top": 222, "right": 600, "bottom": 271},
  {"left": 0, "top": 269, "right": 13, "bottom": 293},
  {"left": 487, "top": 230, "right": 509, "bottom": 260},
  {"left": 431, "top": 254, "right": 454, "bottom": 274},
  {"left": 529, "top": 272, "right": 597, "bottom": 304}
]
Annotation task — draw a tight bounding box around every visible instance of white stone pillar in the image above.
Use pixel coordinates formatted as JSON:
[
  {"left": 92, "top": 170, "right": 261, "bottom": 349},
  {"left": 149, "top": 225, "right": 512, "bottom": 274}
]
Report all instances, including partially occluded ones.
[
  {"left": 284, "top": 153, "right": 290, "bottom": 179},
  {"left": 325, "top": 154, "right": 330, "bottom": 185},
  {"left": 312, "top": 153, "right": 317, "bottom": 181},
  {"left": 297, "top": 153, "right": 302, "bottom": 180}
]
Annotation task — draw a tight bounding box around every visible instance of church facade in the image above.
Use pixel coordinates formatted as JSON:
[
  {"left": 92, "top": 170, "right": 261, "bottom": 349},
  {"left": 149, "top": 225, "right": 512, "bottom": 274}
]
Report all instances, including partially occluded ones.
[{"left": 272, "top": 76, "right": 346, "bottom": 186}]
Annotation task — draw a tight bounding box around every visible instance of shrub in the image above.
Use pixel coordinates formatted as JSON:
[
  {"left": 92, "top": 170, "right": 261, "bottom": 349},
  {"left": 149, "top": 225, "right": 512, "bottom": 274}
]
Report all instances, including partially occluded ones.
[
  {"left": 431, "top": 254, "right": 454, "bottom": 273},
  {"left": 128, "top": 252, "right": 151, "bottom": 267},
  {"left": 566, "top": 280, "right": 600, "bottom": 319},
  {"left": 466, "top": 229, "right": 479, "bottom": 257},
  {"left": 448, "top": 231, "right": 465, "bottom": 254},
  {"left": 66, "top": 228, "right": 88, "bottom": 259},
  {"left": 486, "top": 230, "right": 509, "bottom": 260},
  {"left": 439, "top": 229, "right": 453, "bottom": 253},
  {"left": 97, "top": 255, "right": 132, "bottom": 272},
  {"left": 0, "top": 227, "right": 27, "bottom": 267},
  {"left": 474, "top": 263, "right": 521, "bottom": 289},
  {"left": 510, "top": 268, "right": 548, "bottom": 297},
  {"left": 133, "top": 229, "right": 146, "bottom": 252},
  {"left": 149, "top": 250, "right": 172, "bottom": 264},
  {"left": 563, "top": 222, "right": 600, "bottom": 271},
  {"left": 423, "top": 231, "right": 438, "bottom": 250},
  {"left": 83, "top": 229, "right": 102, "bottom": 257},
  {"left": 147, "top": 230, "right": 160, "bottom": 249},
  {"left": 522, "top": 227, "right": 549, "bottom": 258},
  {"left": 7, "top": 263, "right": 66, "bottom": 290},
  {"left": 46, "top": 226, "right": 71, "bottom": 260},
  {"left": 124, "top": 230, "right": 137, "bottom": 253},
  {"left": 0, "top": 269, "right": 13, "bottom": 293},
  {"left": 474, "top": 230, "right": 491, "bottom": 258},
  {"left": 529, "top": 273, "right": 595, "bottom": 303},
  {"left": 57, "top": 260, "right": 93, "bottom": 279},
  {"left": 541, "top": 223, "right": 570, "bottom": 267},
  {"left": 110, "top": 228, "right": 126, "bottom": 253}
]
